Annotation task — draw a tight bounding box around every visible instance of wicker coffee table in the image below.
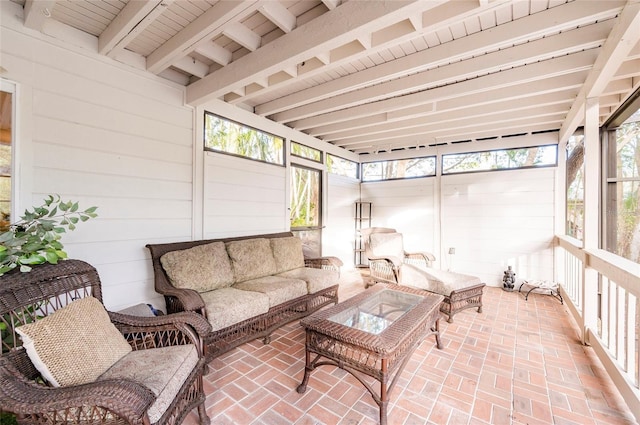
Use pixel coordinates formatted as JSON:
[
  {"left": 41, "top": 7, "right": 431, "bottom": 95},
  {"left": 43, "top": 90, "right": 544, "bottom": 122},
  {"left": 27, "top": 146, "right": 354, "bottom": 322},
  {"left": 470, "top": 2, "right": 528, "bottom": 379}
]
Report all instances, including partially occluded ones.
[{"left": 296, "top": 283, "right": 444, "bottom": 425}]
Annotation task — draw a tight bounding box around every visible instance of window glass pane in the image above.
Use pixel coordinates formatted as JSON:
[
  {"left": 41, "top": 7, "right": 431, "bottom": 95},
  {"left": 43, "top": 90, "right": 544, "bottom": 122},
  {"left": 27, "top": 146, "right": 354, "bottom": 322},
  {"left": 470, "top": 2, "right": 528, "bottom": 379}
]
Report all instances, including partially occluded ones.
[
  {"left": 608, "top": 108, "right": 640, "bottom": 262},
  {"left": 290, "top": 166, "right": 321, "bottom": 228},
  {"left": 0, "top": 87, "right": 12, "bottom": 232},
  {"left": 442, "top": 145, "right": 557, "bottom": 174},
  {"left": 327, "top": 154, "right": 358, "bottom": 178},
  {"left": 566, "top": 135, "right": 584, "bottom": 240},
  {"left": 362, "top": 157, "right": 435, "bottom": 181},
  {"left": 291, "top": 141, "right": 321, "bottom": 162},
  {"left": 204, "top": 112, "right": 283, "bottom": 165}
]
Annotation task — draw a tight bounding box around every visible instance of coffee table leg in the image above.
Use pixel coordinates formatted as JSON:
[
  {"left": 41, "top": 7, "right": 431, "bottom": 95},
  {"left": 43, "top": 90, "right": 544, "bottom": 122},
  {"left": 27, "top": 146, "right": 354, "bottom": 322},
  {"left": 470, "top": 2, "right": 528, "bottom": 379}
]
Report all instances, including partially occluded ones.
[
  {"left": 434, "top": 317, "right": 443, "bottom": 349},
  {"left": 380, "top": 359, "right": 388, "bottom": 425},
  {"left": 297, "top": 338, "right": 312, "bottom": 394}
]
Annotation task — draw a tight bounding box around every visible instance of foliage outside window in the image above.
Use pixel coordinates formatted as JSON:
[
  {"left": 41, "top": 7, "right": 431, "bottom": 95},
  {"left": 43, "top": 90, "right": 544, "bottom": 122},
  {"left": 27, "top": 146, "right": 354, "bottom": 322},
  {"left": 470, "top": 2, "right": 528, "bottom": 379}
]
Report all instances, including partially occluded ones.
[
  {"left": 362, "top": 157, "right": 436, "bottom": 182},
  {"left": 291, "top": 141, "right": 321, "bottom": 163},
  {"left": 290, "top": 165, "right": 320, "bottom": 228},
  {"left": 204, "top": 112, "right": 283, "bottom": 165},
  {"left": 0, "top": 84, "right": 13, "bottom": 232},
  {"left": 606, "top": 107, "right": 640, "bottom": 263},
  {"left": 327, "top": 154, "right": 358, "bottom": 178},
  {"left": 566, "top": 134, "right": 585, "bottom": 240},
  {"left": 442, "top": 145, "right": 557, "bottom": 174}
]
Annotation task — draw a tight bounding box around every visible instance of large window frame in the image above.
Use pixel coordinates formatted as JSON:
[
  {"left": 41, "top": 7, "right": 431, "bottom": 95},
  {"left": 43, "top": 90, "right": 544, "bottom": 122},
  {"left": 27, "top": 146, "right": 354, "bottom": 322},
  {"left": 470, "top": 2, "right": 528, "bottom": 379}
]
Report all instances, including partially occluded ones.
[
  {"left": 361, "top": 156, "right": 436, "bottom": 182},
  {"left": 203, "top": 112, "right": 284, "bottom": 166},
  {"left": 0, "top": 79, "right": 16, "bottom": 231},
  {"left": 603, "top": 90, "right": 640, "bottom": 263},
  {"left": 442, "top": 144, "right": 558, "bottom": 175}
]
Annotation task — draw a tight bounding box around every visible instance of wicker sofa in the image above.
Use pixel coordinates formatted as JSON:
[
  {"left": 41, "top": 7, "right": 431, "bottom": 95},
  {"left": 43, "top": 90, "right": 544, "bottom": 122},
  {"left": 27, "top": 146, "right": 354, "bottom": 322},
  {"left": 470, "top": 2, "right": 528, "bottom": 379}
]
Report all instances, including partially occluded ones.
[{"left": 146, "top": 232, "right": 341, "bottom": 361}]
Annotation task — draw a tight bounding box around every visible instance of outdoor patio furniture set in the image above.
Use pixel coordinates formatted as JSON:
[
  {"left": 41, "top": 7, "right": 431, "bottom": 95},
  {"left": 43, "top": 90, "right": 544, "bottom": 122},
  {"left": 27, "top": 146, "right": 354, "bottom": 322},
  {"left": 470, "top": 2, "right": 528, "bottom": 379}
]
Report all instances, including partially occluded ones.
[{"left": 0, "top": 229, "right": 484, "bottom": 424}]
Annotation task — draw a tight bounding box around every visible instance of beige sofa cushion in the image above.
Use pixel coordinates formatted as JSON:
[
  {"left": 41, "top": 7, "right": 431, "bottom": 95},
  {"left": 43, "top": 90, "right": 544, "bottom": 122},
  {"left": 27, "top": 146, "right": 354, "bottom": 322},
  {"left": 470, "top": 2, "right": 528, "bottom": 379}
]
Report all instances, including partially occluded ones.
[
  {"left": 233, "top": 275, "right": 308, "bottom": 307},
  {"left": 277, "top": 267, "right": 339, "bottom": 294},
  {"left": 200, "top": 287, "right": 270, "bottom": 332},
  {"left": 369, "top": 232, "right": 404, "bottom": 261},
  {"left": 15, "top": 297, "right": 131, "bottom": 387},
  {"left": 226, "top": 238, "right": 277, "bottom": 282},
  {"left": 270, "top": 236, "right": 305, "bottom": 273},
  {"left": 400, "top": 264, "right": 482, "bottom": 295},
  {"left": 98, "top": 345, "right": 198, "bottom": 423},
  {"left": 161, "top": 242, "right": 234, "bottom": 292}
]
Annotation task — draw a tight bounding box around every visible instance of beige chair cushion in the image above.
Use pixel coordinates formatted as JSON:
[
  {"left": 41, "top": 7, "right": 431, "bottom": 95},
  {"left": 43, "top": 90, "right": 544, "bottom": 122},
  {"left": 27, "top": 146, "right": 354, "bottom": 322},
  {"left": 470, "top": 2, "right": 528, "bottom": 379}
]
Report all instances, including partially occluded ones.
[
  {"left": 15, "top": 297, "right": 131, "bottom": 387},
  {"left": 161, "top": 242, "right": 234, "bottom": 292},
  {"left": 277, "top": 267, "right": 339, "bottom": 294},
  {"left": 200, "top": 287, "right": 270, "bottom": 332},
  {"left": 369, "top": 232, "right": 404, "bottom": 261},
  {"left": 270, "top": 237, "right": 305, "bottom": 273},
  {"left": 401, "top": 264, "right": 482, "bottom": 295},
  {"left": 226, "top": 238, "right": 277, "bottom": 282},
  {"left": 98, "top": 345, "right": 198, "bottom": 423},
  {"left": 233, "top": 275, "right": 308, "bottom": 307}
]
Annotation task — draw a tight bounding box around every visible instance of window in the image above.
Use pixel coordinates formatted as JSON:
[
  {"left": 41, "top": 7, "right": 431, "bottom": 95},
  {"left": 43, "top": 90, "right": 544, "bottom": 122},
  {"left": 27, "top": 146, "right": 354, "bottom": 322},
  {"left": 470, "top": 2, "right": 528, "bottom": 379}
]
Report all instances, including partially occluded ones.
[
  {"left": 566, "top": 133, "right": 585, "bottom": 240},
  {"left": 362, "top": 157, "right": 436, "bottom": 181},
  {"left": 291, "top": 142, "right": 321, "bottom": 162},
  {"left": 204, "top": 112, "right": 284, "bottom": 165},
  {"left": 290, "top": 165, "right": 322, "bottom": 257},
  {"left": 0, "top": 80, "right": 15, "bottom": 232},
  {"left": 605, "top": 106, "right": 640, "bottom": 262},
  {"left": 326, "top": 154, "right": 358, "bottom": 178},
  {"left": 442, "top": 145, "right": 557, "bottom": 174}
]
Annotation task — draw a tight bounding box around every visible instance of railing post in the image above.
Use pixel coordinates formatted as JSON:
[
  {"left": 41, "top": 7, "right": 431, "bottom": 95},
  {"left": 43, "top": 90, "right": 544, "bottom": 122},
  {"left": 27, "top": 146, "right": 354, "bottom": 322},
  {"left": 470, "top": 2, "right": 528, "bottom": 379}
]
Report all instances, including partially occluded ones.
[{"left": 582, "top": 97, "right": 600, "bottom": 344}]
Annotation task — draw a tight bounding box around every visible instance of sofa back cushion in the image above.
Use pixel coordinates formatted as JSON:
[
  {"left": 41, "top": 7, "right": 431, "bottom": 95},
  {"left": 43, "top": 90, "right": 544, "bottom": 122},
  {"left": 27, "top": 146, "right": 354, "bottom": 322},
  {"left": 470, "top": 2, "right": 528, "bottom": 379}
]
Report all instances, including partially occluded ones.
[
  {"left": 270, "top": 236, "right": 305, "bottom": 273},
  {"left": 160, "top": 242, "right": 235, "bottom": 292},
  {"left": 226, "top": 238, "right": 277, "bottom": 282}
]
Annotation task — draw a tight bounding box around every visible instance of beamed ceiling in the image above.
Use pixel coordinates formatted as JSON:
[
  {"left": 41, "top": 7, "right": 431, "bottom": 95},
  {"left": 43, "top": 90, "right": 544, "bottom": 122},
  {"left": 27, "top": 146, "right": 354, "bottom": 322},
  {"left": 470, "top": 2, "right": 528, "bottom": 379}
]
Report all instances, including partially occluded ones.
[{"left": 13, "top": 0, "right": 640, "bottom": 156}]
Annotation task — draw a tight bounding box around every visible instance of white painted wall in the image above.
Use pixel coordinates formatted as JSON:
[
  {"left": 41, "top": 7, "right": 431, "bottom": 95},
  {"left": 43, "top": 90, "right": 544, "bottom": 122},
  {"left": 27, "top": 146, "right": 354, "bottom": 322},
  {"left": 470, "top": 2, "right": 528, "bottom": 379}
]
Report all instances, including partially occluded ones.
[
  {"left": 361, "top": 167, "right": 556, "bottom": 287},
  {"left": 1, "top": 6, "right": 193, "bottom": 311},
  {"left": 325, "top": 174, "right": 361, "bottom": 268}
]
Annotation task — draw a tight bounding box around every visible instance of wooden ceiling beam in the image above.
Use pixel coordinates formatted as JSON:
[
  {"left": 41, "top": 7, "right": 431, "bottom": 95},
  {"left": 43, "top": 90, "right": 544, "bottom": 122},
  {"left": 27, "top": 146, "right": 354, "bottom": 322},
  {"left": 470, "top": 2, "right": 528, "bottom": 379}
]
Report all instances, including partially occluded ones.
[{"left": 24, "top": 0, "right": 57, "bottom": 31}]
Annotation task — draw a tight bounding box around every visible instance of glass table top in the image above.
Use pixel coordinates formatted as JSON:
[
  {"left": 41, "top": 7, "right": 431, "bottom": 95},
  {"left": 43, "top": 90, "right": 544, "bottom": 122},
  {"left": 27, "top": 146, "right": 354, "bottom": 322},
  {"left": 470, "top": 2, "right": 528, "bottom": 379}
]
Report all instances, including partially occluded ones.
[{"left": 328, "top": 289, "right": 424, "bottom": 335}]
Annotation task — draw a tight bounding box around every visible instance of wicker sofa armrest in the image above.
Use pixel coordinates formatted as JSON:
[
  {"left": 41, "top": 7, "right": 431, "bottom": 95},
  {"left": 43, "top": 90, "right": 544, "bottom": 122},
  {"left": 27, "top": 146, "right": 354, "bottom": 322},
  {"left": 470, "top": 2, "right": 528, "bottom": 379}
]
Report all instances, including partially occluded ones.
[
  {"left": 0, "top": 352, "right": 155, "bottom": 425},
  {"left": 150, "top": 266, "right": 206, "bottom": 314},
  {"left": 304, "top": 256, "right": 343, "bottom": 271},
  {"left": 404, "top": 251, "right": 436, "bottom": 267},
  {"left": 109, "top": 311, "right": 211, "bottom": 352}
]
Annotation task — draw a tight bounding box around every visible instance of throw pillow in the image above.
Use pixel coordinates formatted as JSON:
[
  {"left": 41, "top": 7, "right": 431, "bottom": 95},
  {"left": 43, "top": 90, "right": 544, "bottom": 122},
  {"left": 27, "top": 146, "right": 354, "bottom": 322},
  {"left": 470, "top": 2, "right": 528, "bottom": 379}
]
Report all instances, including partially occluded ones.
[
  {"left": 270, "top": 237, "right": 305, "bottom": 273},
  {"left": 161, "top": 242, "right": 235, "bottom": 292},
  {"left": 15, "top": 296, "right": 132, "bottom": 387}
]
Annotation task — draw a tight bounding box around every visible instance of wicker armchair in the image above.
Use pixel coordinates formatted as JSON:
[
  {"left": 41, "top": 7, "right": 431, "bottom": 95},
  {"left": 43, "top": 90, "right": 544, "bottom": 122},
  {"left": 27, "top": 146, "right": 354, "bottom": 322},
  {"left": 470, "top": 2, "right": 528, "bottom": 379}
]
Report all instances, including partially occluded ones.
[
  {"left": 362, "top": 227, "right": 485, "bottom": 323},
  {"left": 0, "top": 259, "right": 211, "bottom": 425},
  {"left": 361, "top": 227, "right": 435, "bottom": 286}
]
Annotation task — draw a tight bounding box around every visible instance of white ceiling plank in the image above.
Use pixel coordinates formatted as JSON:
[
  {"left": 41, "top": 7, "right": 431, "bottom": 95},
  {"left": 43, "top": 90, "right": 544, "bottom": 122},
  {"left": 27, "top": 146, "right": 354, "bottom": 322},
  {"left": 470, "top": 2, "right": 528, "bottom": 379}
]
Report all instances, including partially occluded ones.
[
  {"left": 260, "top": 2, "right": 296, "bottom": 33},
  {"left": 316, "top": 90, "right": 577, "bottom": 140},
  {"left": 316, "top": 52, "right": 331, "bottom": 65},
  {"left": 273, "top": 21, "right": 610, "bottom": 123},
  {"left": 195, "top": 41, "right": 232, "bottom": 66},
  {"left": 173, "top": 56, "right": 209, "bottom": 78},
  {"left": 223, "top": 22, "right": 262, "bottom": 51},
  {"left": 98, "top": 0, "right": 170, "bottom": 56},
  {"left": 290, "top": 49, "right": 598, "bottom": 130},
  {"left": 24, "top": 0, "right": 57, "bottom": 31},
  {"left": 146, "top": 1, "right": 262, "bottom": 74},
  {"left": 186, "top": 0, "right": 447, "bottom": 106},
  {"left": 333, "top": 104, "right": 569, "bottom": 146},
  {"left": 255, "top": 0, "right": 621, "bottom": 117},
  {"left": 322, "top": 0, "right": 341, "bottom": 11},
  {"left": 559, "top": 1, "right": 640, "bottom": 143}
]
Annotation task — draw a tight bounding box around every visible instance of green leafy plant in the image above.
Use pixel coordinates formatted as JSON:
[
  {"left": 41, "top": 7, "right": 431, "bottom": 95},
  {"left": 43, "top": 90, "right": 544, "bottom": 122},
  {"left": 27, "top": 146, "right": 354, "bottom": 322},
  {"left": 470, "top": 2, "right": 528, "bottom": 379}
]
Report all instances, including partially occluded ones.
[{"left": 0, "top": 195, "right": 98, "bottom": 276}]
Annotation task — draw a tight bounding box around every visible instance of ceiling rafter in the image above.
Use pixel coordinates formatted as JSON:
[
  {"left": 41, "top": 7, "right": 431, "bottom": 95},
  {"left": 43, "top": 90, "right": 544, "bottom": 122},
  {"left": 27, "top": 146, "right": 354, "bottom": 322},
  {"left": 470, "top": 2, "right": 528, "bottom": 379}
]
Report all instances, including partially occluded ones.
[
  {"left": 186, "top": 0, "right": 447, "bottom": 106},
  {"left": 24, "top": 0, "right": 56, "bottom": 31}
]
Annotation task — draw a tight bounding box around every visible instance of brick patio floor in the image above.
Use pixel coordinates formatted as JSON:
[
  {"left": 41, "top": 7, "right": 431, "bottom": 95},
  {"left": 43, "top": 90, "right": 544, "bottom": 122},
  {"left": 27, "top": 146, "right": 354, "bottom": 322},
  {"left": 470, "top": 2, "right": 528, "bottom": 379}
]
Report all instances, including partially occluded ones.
[{"left": 182, "top": 269, "right": 638, "bottom": 425}]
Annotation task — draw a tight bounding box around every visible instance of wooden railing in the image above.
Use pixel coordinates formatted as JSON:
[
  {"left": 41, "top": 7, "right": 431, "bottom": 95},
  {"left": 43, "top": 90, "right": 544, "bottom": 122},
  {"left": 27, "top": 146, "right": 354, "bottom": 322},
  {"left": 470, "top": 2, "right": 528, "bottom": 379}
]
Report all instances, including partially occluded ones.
[{"left": 556, "top": 235, "right": 640, "bottom": 422}]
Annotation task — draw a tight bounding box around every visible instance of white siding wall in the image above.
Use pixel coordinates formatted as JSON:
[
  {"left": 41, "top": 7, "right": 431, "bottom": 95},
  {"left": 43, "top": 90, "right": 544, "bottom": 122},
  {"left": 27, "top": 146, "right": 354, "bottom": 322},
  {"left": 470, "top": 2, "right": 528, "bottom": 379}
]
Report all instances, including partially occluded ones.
[
  {"left": 203, "top": 152, "right": 288, "bottom": 238},
  {"left": 361, "top": 168, "right": 556, "bottom": 287},
  {"left": 325, "top": 174, "right": 361, "bottom": 268},
  {"left": 1, "top": 11, "right": 193, "bottom": 311},
  {"left": 361, "top": 178, "right": 437, "bottom": 256}
]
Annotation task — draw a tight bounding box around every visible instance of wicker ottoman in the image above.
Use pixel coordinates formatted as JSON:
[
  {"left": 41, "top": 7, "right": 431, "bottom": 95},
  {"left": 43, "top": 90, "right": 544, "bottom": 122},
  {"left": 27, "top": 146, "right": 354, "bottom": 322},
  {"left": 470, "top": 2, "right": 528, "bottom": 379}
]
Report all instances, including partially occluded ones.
[{"left": 400, "top": 265, "right": 485, "bottom": 323}]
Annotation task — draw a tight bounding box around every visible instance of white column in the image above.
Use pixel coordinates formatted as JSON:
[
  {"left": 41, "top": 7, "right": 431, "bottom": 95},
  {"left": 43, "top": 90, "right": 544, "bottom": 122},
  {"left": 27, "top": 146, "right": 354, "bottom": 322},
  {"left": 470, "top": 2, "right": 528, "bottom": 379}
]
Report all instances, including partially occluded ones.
[{"left": 582, "top": 96, "right": 600, "bottom": 343}]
